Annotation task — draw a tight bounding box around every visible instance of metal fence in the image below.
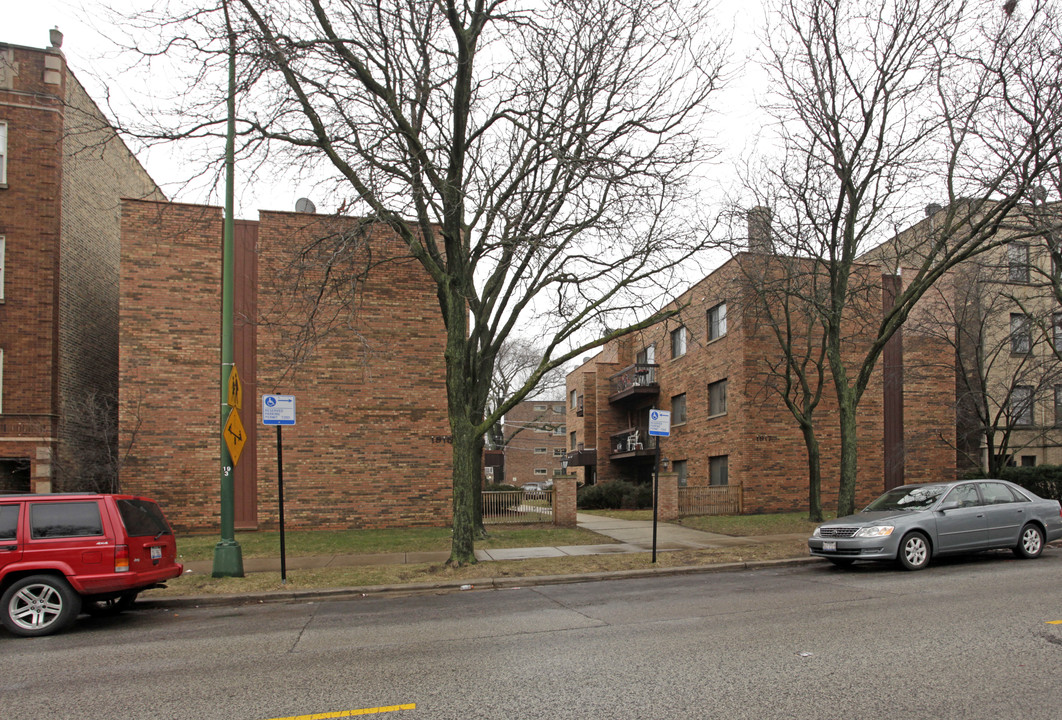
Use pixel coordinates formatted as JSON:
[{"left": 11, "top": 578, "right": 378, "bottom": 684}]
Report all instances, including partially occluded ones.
[
  {"left": 678, "top": 485, "right": 742, "bottom": 516},
  {"left": 482, "top": 490, "right": 554, "bottom": 524}
]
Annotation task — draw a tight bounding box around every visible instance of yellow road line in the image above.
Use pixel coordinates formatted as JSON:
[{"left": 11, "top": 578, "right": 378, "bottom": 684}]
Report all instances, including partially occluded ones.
[
  {"left": 265, "top": 703, "right": 416, "bottom": 719},
  {"left": 1046, "top": 620, "right": 1062, "bottom": 625}
]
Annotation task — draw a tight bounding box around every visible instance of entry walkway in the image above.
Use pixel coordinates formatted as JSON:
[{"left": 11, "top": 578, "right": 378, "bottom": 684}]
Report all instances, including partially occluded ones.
[{"left": 182, "top": 513, "right": 808, "bottom": 574}]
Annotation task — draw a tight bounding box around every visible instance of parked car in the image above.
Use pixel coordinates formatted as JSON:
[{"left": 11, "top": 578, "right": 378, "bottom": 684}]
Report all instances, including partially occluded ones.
[
  {"left": 523, "top": 480, "right": 554, "bottom": 496},
  {"left": 808, "top": 479, "right": 1062, "bottom": 571},
  {"left": 0, "top": 493, "right": 184, "bottom": 637}
]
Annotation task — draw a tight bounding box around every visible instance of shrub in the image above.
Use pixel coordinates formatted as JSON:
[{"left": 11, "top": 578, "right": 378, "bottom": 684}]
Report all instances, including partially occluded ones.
[
  {"left": 577, "top": 480, "right": 653, "bottom": 510},
  {"left": 485, "top": 483, "right": 521, "bottom": 492}
]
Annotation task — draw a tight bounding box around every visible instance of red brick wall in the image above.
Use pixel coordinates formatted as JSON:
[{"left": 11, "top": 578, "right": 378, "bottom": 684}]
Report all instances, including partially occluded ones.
[
  {"left": 0, "top": 44, "right": 67, "bottom": 490},
  {"left": 120, "top": 202, "right": 452, "bottom": 532},
  {"left": 567, "top": 254, "right": 957, "bottom": 515},
  {"left": 501, "top": 400, "right": 567, "bottom": 485}
]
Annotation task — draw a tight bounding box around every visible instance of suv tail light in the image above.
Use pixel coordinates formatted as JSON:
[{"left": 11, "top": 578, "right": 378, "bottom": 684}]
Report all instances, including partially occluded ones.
[{"left": 115, "top": 544, "right": 130, "bottom": 573}]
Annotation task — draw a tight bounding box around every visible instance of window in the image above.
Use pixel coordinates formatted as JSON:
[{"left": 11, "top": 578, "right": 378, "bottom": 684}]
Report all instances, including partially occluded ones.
[
  {"left": 30, "top": 502, "right": 104, "bottom": 539},
  {"left": 0, "top": 236, "right": 5, "bottom": 301},
  {"left": 570, "top": 389, "right": 578, "bottom": 409},
  {"left": 534, "top": 447, "right": 547, "bottom": 454},
  {"left": 554, "top": 424, "right": 566, "bottom": 436},
  {"left": 534, "top": 468, "right": 547, "bottom": 476},
  {"left": 553, "top": 448, "right": 565, "bottom": 457},
  {"left": 534, "top": 404, "right": 546, "bottom": 411},
  {"left": 636, "top": 344, "right": 656, "bottom": 365},
  {"left": 671, "top": 327, "right": 686, "bottom": 358},
  {"left": 1008, "top": 242, "right": 1030, "bottom": 282},
  {"left": 0, "top": 505, "right": 18, "bottom": 541},
  {"left": 707, "top": 303, "right": 727, "bottom": 341},
  {"left": 570, "top": 431, "right": 577, "bottom": 450},
  {"left": 0, "top": 348, "right": 3, "bottom": 414},
  {"left": 1055, "top": 314, "right": 1062, "bottom": 354},
  {"left": 673, "top": 460, "right": 688, "bottom": 488},
  {"left": 980, "top": 481, "right": 1022, "bottom": 504},
  {"left": 1021, "top": 455, "right": 1037, "bottom": 467},
  {"left": 1012, "top": 385, "right": 1034, "bottom": 426},
  {"left": 671, "top": 393, "right": 687, "bottom": 424},
  {"left": 943, "top": 484, "right": 980, "bottom": 509},
  {"left": 553, "top": 404, "right": 565, "bottom": 413},
  {"left": 0, "top": 122, "right": 7, "bottom": 185},
  {"left": 1056, "top": 385, "right": 1062, "bottom": 427},
  {"left": 709, "top": 456, "right": 729, "bottom": 486},
  {"left": 708, "top": 379, "right": 728, "bottom": 416},
  {"left": 1010, "top": 314, "right": 1032, "bottom": 355}
]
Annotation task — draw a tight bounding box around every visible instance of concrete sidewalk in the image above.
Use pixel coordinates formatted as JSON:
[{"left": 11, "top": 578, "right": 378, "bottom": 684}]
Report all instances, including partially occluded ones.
[{"left": 181, "top": 513, "right": 808, "bottom": 574}]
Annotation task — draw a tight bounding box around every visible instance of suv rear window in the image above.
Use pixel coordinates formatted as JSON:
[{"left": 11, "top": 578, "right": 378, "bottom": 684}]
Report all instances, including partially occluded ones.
[
  {"left": 30, "top": 502, "right": 103, "bottom": 538},
  {"left": 0, "top": 505, "right": 18, "bottom": 540},
  {"left": 116, "top": 499, "right": 173, "bottom": 537}
]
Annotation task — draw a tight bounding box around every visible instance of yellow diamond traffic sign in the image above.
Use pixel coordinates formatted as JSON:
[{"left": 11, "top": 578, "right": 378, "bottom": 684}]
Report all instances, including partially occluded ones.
[
  {"left": 227, "top": 365, "right": 243, "bottom": 411},
  {"left": 224, "top": 408, "right": 247, "bottom": 466}
]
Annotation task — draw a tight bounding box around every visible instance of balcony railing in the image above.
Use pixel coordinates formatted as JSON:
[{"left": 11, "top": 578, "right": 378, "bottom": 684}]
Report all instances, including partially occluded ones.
[
  {"left": 608, "top": 427, "right": 658, "bottom": 458},
  {"left": 608, "top": 363, "right": 660, "bottom": 403}
]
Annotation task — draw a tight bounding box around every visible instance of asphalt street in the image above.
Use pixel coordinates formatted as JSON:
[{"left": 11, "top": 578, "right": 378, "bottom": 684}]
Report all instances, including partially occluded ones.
[{"left": 3, "top": 551, "right": 1061, "bottom": 719}]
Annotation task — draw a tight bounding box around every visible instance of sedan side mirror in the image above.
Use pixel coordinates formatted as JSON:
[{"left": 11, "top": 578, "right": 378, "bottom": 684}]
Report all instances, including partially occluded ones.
[{"left": 937, "top": 500, "right": 960, "bottom": 512}]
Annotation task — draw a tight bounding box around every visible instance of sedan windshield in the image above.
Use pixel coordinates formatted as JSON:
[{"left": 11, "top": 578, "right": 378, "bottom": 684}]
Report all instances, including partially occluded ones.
[{"left": 863, "top": 485, "right": 946, "bottom": 512}]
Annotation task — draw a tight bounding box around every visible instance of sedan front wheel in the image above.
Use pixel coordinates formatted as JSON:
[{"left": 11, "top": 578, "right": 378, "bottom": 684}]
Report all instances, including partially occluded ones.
[{"left": 896, "top": 531, "right": 931, "bottom": 571}]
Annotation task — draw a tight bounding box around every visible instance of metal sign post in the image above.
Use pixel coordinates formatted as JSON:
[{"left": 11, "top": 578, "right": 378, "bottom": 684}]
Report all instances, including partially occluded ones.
[
  {"left": 648, "top": 409, "right": 671, "bottom": 563},
  {"left": 262, "top": 394, "right": 296, "bottom": 582}
]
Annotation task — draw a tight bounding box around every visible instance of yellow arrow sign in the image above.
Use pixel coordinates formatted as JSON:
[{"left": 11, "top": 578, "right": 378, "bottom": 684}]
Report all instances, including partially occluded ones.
[
  {"left": 224, "top": 408, "right": 247, "bottom": 466},
  {"left": 227, "top": 365, "right": 243, "bottom": 411}
]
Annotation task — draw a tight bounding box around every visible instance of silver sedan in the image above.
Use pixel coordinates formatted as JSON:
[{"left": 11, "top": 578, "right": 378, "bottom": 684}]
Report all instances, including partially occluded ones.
[{"left": 808, "top": 479, "right": 1062, "bottom": 570}]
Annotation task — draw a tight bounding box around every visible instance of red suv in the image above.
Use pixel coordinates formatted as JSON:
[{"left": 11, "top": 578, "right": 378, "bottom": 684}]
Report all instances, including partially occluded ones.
[{"left": 0, "top": 493, "right": 183, "bottom": 637}]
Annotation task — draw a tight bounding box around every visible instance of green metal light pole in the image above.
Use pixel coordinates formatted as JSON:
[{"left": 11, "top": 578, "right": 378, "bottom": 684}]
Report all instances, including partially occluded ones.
[{"left": 212, "top": 1, "right": 244, "bottom": 578}]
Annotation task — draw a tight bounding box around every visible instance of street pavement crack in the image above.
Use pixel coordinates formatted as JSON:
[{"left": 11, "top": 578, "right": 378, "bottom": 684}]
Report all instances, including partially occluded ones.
[{"left": 289, "top": 604, "right": 319, "bottom": 653}]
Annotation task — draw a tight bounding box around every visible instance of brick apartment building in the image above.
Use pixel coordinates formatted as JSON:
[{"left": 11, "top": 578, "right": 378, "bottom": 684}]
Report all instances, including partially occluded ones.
[
  {"left": 566, "top": 232, "right": 957, "bottom": 514},
  {"left": 119, "top": 200, "right": 453, "bottom": 532},
  {"left": 496, "top": 400, "right": 568, "bottom": 486},
  {"left": 0, "top": 32, "right": 163, "bottom": 493}
]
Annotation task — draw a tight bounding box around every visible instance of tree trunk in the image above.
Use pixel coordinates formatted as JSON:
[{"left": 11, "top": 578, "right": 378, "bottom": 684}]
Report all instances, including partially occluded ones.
[
  {"left": 800, "top": 423, "right": 823, "bottom": 522},
  {"left": 448, "top": 414, "right": 479, "bottom": 566},
  {"left": 835, "top": 393, "right": 860, "bottom": 517}
]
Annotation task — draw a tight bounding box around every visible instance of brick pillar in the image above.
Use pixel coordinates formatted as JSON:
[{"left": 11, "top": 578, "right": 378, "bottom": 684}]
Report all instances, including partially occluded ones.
[
  {"left": 657, "top": 472, "right": 679, "bottom": 522},
  {"left": 553, "top": 475, "right": 578, "bottom": 527}
]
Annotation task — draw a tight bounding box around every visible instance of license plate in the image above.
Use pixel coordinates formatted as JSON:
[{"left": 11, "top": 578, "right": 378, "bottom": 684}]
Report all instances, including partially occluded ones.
[
  {"left": 150, "top": 546, "right": 162, "bottom": 560},
  {"left": 822, "top": 541, "right": 837, "bottom": 552}
]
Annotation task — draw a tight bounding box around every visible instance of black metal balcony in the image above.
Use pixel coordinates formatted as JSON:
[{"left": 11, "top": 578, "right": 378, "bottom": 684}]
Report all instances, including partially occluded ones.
[
  {"left": 565, "top": 448, "right": 597, "bottom": 467},
  {"left": 608, "top": 363, "right": 660, "bottom": 404},
  {"left": 608, "top": 427, "right": 658, "bottom": 462}
]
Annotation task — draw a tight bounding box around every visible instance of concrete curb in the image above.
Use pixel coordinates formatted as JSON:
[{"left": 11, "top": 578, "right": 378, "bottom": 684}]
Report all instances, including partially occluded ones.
[{"left": 137, "top": 555, "right": 822, "bottom": 610}]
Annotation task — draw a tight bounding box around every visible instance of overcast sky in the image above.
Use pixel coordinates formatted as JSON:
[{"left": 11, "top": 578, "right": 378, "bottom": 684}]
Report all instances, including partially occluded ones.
[{"left": 5, "top": 0, "right": 766, "bottom": 218}]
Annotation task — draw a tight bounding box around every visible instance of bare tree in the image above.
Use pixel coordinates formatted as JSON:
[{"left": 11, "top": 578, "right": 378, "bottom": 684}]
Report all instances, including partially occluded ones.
[
  {"left": 56, "top": 389, "right": 144, "bottom": 493},
  {"left": 486, "top": 339, "right": 567, "bottom": 451},
  {"left": 742, "top": 0, "right": 1062, "bottom": 515},
  {"left": 112, "top": 0, "right": 726, "bottom": 564}
]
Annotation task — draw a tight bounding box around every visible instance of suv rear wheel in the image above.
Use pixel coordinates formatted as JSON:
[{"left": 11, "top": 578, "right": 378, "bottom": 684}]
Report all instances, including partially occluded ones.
[{"left": 1, "top": 575, "right": 82, "bottom": 637}]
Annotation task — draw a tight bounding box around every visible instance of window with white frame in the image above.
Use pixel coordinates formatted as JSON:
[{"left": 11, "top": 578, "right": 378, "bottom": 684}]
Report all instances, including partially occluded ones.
[
  {"left": 1011, "top": 314, "right": 1032, "bottom": 355},
  {"left": 534, "top": 468, "right": 548, "bottom": 476},
  {"left": 553, "top": 424, "right": 566, "bottom": 436},
  {"left": 708, "top": 379, "right": 728, "bottom": 416},
  {"left": 636, "top": 343, "right": 655, "bottom": 364},
  {"left": 534, "top": 447, "right": 547, "bottom": 454},
  {"left": 0, "top": 122, "right": 7, "bottom": 185},
  {"left": 553, "top": 448, "right": 565, "bottom": 457},
  {"left": 709, "top": 455, "right": 729, "bottom": 486},
  {"left": 707, "top": 302, "right": 727, "bottom": 341},
  {"left": 0, "top": 348, "right": 3, "bottom": 414},
  {"left": 673, "top": 459, "right": 688, "bottom": 487},
  {"left": 1012, "top": 386, "right": 1034, "bottom": 426},
  {"left": 670, "top": 326, "right": 687, "bottom": 358},
  {"left": 0, "top": 236, "right": 5, "bottom": 301},
  {"left": 570, "top": 389, "right": 578, "bottom": 409},
  {"left": 1008, "top": 242, "right": 1030, "bottom": 282},
  {"left": 671, "top": 393, "right": 687, "bottom": 424}
]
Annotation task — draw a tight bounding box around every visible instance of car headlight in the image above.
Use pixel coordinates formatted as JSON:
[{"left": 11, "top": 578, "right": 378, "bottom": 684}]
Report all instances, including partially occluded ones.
[
  {"left": 854, "top": 525, "right": 894, "bottom": 538},
  {"left": 812, "top": 527, "right": 821, "bottom": 537}
]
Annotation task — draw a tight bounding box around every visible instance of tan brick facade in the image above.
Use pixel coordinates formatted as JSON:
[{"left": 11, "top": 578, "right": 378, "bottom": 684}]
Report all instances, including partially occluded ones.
[
  {"left": 119, "top": 201, "right": 453, "bottom": 532},
  {"left": 0, "top": 37, "right": 162, "bottom": 493},
  {"left": 566, "top": 253, "right": 957, "bottom": 515}
]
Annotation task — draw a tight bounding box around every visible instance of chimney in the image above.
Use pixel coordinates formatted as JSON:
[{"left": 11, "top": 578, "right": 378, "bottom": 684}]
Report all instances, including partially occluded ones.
[
  {"left": 925, "top": 203, "right": 942, "bottom": 218},
  {"left": 49, "top": 27, "right": 64, "bottom": 49},
  {"left": 747, "top": 206, "right": 774, "bottom": 254}
]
